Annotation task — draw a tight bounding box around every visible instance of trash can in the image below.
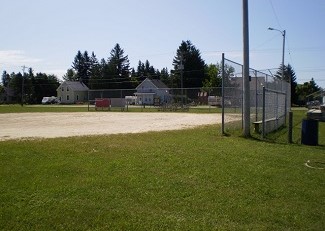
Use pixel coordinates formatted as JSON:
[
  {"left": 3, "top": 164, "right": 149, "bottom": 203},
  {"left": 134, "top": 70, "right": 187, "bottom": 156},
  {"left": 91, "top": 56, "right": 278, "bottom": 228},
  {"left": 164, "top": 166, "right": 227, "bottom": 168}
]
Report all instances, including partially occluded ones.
[{"left": 301, "top": 119, "right": 318, "bottom": 146}]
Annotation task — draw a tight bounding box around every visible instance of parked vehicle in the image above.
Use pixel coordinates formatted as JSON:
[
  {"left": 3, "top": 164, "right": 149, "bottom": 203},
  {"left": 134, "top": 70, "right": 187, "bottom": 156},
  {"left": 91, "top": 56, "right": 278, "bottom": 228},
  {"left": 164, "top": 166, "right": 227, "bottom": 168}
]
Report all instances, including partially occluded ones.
[
  {"left": 125, "top": 96, "right": 136, "bottom": 105},
  {"left": 208, "top": 96, "right": 231, "bottom": 107},
  {"left": 306, "top": 100, "right": 320, "bottom": 109},
  {"left": 42, "top": 96, "right": 59, "bottom": 104},
  {"left": 208, "top": 96, "right": 221, "bottom": 106}
]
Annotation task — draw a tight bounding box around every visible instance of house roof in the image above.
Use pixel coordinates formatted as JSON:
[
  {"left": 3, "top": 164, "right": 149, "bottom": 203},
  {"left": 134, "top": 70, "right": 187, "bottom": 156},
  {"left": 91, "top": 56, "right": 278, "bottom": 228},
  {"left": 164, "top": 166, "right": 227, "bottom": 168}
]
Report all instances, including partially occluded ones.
[
  {"left": 58, "top": 81, "right": 89, "bottom": 91},
  {"left": 136, "top": 78, "right": 169, "bottom": 89},
  {"left": 150, "top": 79, "right": 169, "bottom": 89}
]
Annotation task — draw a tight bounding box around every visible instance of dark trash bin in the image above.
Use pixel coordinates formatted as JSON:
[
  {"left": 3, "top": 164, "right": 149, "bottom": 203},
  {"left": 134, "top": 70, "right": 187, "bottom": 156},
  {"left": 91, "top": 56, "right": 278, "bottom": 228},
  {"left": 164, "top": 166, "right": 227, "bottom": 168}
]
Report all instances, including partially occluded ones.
[{"left": 301, "top": 119, "right": 318, "bottom": 146}]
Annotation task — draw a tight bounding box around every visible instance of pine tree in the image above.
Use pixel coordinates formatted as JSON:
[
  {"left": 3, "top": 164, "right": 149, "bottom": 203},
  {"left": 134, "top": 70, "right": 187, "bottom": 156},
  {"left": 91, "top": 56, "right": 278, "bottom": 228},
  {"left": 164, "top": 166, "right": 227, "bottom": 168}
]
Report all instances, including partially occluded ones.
[
  {"left": 107, "top": 43, "right": 131, "bottom": 89},
  {"left": 137, "top": 60, "right": 145, "bottom": 80},
  {"left": 172, "top": 40, "right": 206, "bottom": 88},
  {"left": 72, "top": 50, "right": 91, "bottom": 86},
  {"left": 275, "top": 63, "right": 298, "bottom": 105},
  {"left": 1, "top": 71, "right": 10, "bottom": 87},
  {"left": 88, "top": 52, "right": 101, "bottom": 89},
  {"left": 160, "top": 68, "right": 170, "bottom": 86},
  {"left": 63, "top": 69, "right": 77, "bottom": 81},
  {"left": 1, "top": 71, "right": 11, "bottom": 103}
]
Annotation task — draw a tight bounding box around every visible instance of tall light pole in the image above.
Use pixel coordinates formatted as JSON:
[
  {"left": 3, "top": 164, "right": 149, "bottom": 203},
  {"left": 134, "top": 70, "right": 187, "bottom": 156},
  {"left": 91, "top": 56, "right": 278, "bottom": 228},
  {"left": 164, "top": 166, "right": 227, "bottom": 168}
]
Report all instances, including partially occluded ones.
[
  {"left": 268, "top": 27, "right": 290, "bottom": 125},
  {"left": 268, "top": 27, "right": 286, "bottom": 81},
  {"left": 243, "top": 0, "right": 250, "bottom": 137}
]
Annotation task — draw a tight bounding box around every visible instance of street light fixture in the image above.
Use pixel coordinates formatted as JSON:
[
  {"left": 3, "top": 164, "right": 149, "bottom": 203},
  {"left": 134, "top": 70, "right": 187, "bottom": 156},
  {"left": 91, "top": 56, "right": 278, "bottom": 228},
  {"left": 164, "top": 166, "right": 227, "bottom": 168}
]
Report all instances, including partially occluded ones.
[{"left": 268, "top": 27, "right": 286, "bottom": 82}]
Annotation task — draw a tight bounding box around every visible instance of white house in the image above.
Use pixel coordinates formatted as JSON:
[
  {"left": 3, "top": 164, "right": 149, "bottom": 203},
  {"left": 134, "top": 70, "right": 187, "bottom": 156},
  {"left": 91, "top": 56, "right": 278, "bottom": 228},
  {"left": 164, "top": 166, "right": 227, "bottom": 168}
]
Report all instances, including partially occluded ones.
[
  {"left": 57, "top": 81, "right": 89, "bottom": 104},
  {"left": 134, "top": 78, "right": 171, "bottom": 105}
]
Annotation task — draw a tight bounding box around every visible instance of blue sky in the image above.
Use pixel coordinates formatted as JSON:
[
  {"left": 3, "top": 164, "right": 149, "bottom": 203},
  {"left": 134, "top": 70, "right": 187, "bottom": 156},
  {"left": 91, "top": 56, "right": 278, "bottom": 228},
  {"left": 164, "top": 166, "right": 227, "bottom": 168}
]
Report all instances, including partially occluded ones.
[{"left": 1, "top": 0, "right": 324, "bottom": 87}]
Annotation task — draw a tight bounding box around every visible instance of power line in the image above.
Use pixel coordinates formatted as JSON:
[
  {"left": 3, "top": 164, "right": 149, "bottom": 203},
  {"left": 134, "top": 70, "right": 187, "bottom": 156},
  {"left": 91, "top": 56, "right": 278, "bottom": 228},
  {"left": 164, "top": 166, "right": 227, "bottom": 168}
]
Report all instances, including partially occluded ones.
[
  {"left": 251, "top": 33, "right": 279, "bottom": 50},
  {"left": 269, "top": 0, "right": 283, "bottom": 30}
]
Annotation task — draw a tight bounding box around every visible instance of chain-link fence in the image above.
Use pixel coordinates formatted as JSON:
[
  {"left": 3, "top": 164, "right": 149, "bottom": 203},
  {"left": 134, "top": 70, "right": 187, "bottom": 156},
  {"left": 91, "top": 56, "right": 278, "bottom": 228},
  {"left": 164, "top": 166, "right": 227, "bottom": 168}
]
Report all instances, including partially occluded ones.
[
  {"left": 222, "top": 54, "right": 290, "bottom": 136},
  {"left": 87, "top": 87, "right": 224, "bottom": 112}
]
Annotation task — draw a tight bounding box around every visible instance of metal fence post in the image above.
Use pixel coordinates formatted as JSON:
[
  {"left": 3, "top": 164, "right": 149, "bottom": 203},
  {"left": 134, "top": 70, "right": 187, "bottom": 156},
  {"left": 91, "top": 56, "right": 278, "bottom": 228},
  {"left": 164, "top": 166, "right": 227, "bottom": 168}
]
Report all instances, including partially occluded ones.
[
  {"left": 262, "top": 86, "right": 266, "bottom": 138},
  {"left": 284, "top": 90, "right": 287, "bottom": 125},
  {"left": 221, "top": 53, "right": 225, "bottom": 135},
  {"left": 255, "top": 70, "right": 258, "bottom": 122},
  {"left": 288, "top": 111, "right": 293, "bottom": 143}
]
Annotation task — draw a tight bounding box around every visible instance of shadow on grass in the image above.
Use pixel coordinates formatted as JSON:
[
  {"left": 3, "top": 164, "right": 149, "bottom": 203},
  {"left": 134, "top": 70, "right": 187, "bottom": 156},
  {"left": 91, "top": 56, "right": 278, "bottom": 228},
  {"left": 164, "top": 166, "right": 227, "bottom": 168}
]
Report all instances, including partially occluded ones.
[{"left": 212, "top": 108, "right": 324, "bottom": 148}]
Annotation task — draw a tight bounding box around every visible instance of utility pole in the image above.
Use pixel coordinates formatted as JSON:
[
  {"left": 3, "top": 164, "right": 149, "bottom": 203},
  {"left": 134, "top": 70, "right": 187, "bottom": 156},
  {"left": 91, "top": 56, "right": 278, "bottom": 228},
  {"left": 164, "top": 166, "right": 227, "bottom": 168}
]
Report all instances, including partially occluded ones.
[
  {"left": 243, "top": 0, "right": 250, "bottom": 137},
  {"left": 268, "top": 27, "right": 289, "bottom": 117},
  {"left": 282, "top": 30, "right": 286, "bottom": 82},
  {"left": 21, "top": 65, "right": 28, "bottom": 107}
]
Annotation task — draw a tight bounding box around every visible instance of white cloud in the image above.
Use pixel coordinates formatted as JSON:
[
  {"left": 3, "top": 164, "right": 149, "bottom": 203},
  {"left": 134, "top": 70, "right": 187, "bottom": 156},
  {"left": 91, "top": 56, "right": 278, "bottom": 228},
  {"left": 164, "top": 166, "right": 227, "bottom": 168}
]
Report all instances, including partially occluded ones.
[
  {"left": 0, "top": 50, "right": 67, "bottom": 78},
  {"left": 0, "top": 50, "right": 42, "bottom": 67}
]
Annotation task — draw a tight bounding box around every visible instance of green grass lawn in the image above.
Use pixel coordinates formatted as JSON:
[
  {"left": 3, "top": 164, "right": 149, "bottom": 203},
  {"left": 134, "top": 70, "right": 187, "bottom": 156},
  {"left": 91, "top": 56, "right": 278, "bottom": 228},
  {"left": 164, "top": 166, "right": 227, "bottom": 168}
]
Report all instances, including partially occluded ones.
[
  {"left": 0, "top": 108, "right": 324, "bottom": 230},
  {"left": 263, "top": 109, "right": 325, "bottom": 146},
  {"left": 0, "top": 104, "right": 88, "bottom": 113}
]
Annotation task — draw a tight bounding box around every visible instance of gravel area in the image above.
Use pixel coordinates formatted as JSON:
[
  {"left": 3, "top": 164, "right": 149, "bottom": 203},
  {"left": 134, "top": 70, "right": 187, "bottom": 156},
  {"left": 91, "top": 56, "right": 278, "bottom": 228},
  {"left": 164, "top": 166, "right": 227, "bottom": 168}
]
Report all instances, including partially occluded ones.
[{"left": 0, "top": 112, "right": 239, "bottom": 141}]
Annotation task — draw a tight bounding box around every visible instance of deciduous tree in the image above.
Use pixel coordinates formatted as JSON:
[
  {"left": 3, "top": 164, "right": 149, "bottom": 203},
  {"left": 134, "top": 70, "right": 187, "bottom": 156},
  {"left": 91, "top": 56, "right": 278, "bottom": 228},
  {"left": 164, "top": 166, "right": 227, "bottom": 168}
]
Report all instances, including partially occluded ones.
[{"left": 296, "top": 78, "right": 321, "bottom": 105}]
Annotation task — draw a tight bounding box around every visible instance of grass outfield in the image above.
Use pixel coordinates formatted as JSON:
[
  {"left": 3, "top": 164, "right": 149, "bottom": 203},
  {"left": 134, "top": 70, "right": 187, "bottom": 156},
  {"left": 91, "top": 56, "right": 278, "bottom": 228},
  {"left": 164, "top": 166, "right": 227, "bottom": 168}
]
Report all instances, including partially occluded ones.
[
  {"left": 0, "top": 107, "right": 324, "bottom": 230},
  {"left": 0, "top": 104, "right": 88, "bottom": 113}
]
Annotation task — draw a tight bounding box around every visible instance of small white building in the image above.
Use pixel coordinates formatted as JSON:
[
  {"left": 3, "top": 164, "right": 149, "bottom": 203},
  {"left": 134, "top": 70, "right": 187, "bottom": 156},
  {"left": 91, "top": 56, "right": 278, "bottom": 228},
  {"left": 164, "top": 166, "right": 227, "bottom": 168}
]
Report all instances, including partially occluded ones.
[
  {"left": 57, "top": 81, "right": 89, "bottom": 104},
  {"left": 134, "top": 78, "right": 171, "bottom": 105}
]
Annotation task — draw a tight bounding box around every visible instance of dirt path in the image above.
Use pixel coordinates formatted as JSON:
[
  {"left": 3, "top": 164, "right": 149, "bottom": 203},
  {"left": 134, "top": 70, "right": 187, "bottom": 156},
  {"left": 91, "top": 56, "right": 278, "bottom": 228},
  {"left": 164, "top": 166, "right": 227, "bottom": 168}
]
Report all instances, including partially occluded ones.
[{"left": 0, "top": 112, "right": 238, "bottom": 141}]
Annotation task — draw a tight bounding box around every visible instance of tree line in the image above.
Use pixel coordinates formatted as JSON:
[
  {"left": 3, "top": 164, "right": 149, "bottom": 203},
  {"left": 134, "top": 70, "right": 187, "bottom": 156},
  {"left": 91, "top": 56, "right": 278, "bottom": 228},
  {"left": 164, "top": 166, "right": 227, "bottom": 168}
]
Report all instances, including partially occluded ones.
[
  {"left": 273, "top": 64, "right": 322, "bottom": 106},
  {"left": 0, "top": 40, "right": 322, "bottom": 105},
  {"left": 1, "top": 69, "right": 59, "bottom": 104},
  {"left": 63, "top": 40, "right": 208, "bottom": 90}
]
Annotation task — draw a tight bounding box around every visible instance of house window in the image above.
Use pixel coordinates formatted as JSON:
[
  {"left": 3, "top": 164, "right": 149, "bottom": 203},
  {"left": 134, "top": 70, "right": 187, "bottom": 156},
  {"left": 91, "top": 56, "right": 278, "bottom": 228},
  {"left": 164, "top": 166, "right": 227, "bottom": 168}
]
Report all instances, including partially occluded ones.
[
  {"left": 76, "top": 95, "right": 79, "bottom": 101},
  {"left": 62, "top": 87, "right": 64, "bottom": 91},
  {"left": 67, "top": 95, "right": 70, "bottom": 101},
  {"left": 67, "top": 87, "right": 69, "bottom": 91}
]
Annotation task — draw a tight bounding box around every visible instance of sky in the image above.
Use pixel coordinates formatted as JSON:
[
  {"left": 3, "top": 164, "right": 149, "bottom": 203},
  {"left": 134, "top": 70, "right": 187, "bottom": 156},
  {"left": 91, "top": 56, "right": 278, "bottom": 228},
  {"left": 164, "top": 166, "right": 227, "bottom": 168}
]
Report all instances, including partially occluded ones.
[{"left": 1, "top": 0, "right": 324, "bottom": 88}]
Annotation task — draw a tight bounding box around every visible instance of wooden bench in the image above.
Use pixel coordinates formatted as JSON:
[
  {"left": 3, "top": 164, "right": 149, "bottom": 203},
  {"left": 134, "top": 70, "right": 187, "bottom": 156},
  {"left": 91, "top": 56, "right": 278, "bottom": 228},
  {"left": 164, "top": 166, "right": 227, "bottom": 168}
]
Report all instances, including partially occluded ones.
[{"left": 253, "top": 118, "right": 277, "bottom": 133}]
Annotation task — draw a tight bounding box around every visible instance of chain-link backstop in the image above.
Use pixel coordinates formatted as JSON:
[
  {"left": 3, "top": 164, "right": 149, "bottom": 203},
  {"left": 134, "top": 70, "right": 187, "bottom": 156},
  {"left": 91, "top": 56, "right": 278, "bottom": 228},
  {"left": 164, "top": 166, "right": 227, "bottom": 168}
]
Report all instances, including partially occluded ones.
[{"left": 222, "top": 54, "right": 290, "bottom": 136}]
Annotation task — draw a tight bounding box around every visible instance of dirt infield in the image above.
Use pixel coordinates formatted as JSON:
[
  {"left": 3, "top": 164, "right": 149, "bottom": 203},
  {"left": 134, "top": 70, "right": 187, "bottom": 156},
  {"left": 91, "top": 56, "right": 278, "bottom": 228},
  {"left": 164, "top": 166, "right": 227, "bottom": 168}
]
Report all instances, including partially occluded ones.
[{"left": 0, "top": 112, "right": 239, "bottom": 141}]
